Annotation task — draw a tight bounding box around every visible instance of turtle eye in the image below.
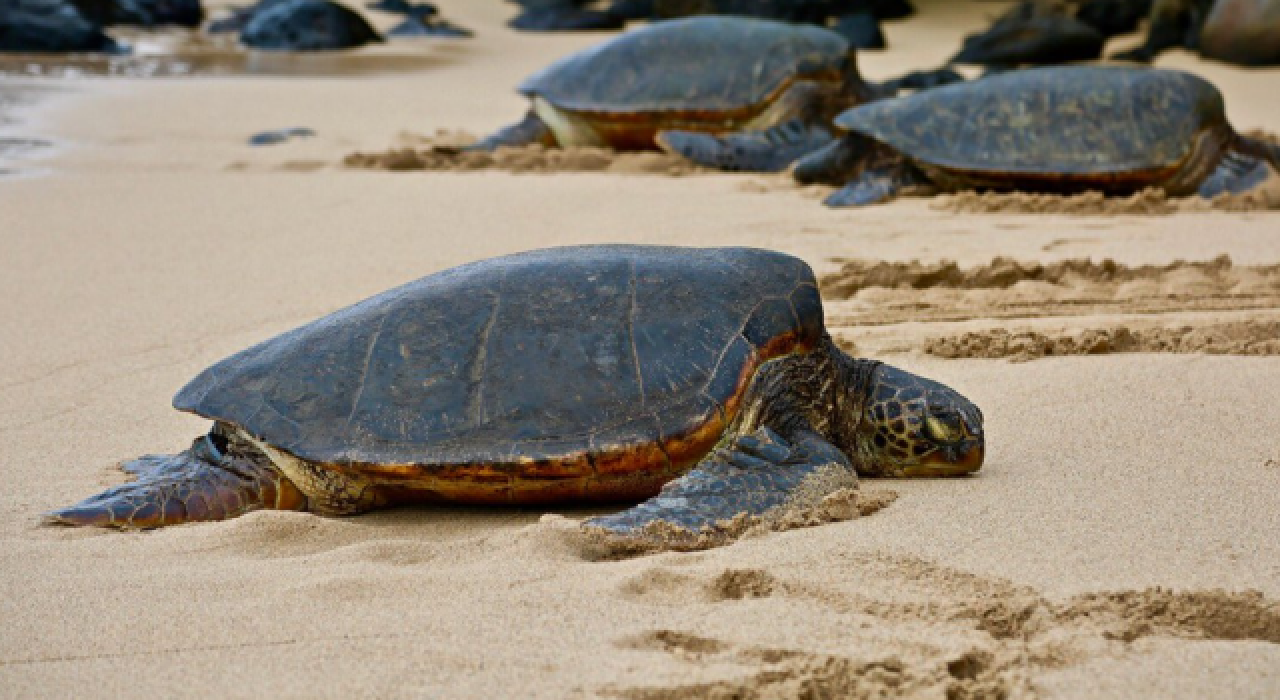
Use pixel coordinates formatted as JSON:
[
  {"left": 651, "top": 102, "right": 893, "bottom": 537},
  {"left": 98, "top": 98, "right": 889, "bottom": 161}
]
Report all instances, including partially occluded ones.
[{"left": 924, "top": 408, "right": 964, "bottom": 444}]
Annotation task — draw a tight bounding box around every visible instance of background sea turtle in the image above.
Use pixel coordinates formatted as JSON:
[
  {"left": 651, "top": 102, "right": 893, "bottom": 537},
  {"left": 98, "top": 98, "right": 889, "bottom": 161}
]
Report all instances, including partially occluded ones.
[
  {"left": 47, "top": 246, "right": 984, "bottom": 540},
  {"left": 471, "top": 17, "right": 882, "bottom": 172},
  {"left": 793, "top": 65, "right": 1280, "bottom": 207}
]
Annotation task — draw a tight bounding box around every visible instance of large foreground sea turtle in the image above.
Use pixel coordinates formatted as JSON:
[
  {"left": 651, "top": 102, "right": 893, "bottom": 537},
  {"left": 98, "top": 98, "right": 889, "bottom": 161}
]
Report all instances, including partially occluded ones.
[
  {"left": 794, "top": 65, "right": 1280, "bottom": 207},
  {"left": 48, "top": 246, "right": 984, "bottom": 539},
  {"left": 471, "top": 17, "right": 882, "bottom": 171}
]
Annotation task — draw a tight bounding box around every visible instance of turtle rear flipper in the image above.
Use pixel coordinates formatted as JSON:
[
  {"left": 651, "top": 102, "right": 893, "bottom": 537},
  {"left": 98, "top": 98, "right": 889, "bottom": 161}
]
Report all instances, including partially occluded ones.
[
  {"left": 46, "top": 435, "right": 306, "bottom": 529},
  {"left": 466, "top": 109, "right": 557, "bottom": 152},
  {"left": 656, "top": 120, "right": 833, "bottom": 173},
  {"left": 583, "top": 428, "right": 858, "bottom": 546}
]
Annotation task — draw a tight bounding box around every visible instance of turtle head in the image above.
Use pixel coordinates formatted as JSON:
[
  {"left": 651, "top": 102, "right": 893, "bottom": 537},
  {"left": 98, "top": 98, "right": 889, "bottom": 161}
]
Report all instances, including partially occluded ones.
[{"left": 851, "top": 363, "right": 984, "bottom": 478}]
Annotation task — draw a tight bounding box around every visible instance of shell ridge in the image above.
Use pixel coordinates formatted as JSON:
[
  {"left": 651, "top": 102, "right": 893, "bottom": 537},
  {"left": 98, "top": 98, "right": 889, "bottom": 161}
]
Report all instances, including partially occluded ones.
[{"left": 343, "top": 306, "right": 391, "bottom": 431}]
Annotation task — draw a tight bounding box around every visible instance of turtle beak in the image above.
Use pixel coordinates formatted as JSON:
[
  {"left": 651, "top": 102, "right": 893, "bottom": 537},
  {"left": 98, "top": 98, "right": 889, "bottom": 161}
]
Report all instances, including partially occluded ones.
[{"left": 899, "top": 439, "right": 984, "bottom": 477}]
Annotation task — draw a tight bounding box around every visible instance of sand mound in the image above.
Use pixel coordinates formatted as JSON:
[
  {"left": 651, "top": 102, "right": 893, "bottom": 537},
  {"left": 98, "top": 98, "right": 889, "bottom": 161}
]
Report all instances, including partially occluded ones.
[
  {"left": 925, "top": 321, "right": 1280, "bottom": 362},
  {"left": 819, "top": 255, "right": 1280, "bottom": 330},
  {"left": 344, "top": 131, "right": 705, "bottom": 176},
  {"left": 932, "top": 133, "right": 1280, "bottom": 215},
  {"left": 820, "top": 255, "right": 1277, "bottom": 298},
  {"left": 822, "top": 256, "right": 1280, "bottom": 359},
  {"left": 931, "top": 175, "right": 1280, "bottom": 215}
]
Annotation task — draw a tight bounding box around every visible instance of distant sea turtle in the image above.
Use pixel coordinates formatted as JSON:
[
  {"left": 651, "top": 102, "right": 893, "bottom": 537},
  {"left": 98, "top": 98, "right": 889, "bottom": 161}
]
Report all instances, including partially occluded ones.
[
  {"left": 472, "top": 17, "right": 884, "bottom": 172},
  {"left": 793, "top": 65, "right": 1280, "bottom": 207},
  {"left": 48, "top": 246, "right": 984, "bottom": 538}
]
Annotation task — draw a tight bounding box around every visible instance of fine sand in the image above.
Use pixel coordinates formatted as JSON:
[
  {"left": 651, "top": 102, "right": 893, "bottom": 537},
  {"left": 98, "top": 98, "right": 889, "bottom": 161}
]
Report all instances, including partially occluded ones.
[{"left": 2, "top": 1, "right": 1279, "bottom": 698}]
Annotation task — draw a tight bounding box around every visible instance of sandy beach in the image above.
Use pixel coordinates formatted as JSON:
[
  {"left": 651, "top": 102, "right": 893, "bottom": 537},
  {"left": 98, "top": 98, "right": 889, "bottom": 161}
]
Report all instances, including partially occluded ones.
[{"left": 2, "top": 1, "right": 1279, "bottom": 697}]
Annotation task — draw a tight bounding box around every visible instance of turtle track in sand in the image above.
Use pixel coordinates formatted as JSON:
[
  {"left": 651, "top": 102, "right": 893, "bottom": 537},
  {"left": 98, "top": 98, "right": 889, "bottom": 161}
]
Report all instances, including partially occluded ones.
[
  {"left": 603, "top": 554, "right": 1280, "bottom": 699},
  {"left": 924, "top": 321, "right": 1280, "bottom": 362},
  {"left": 820, "top": 255, "right": 1280, "bottom": 360},
  {"left": 345, "top": 131, "right": 1280, "bottom": 212},
  {"left": 344, "top": 130, "right": 704, "bottom": 176}
]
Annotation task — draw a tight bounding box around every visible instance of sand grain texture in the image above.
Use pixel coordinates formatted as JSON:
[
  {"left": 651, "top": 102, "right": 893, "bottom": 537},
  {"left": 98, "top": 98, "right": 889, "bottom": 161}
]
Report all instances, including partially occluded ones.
[{"left": 2, "top": 1, "right": 1279, "bottom": 698}]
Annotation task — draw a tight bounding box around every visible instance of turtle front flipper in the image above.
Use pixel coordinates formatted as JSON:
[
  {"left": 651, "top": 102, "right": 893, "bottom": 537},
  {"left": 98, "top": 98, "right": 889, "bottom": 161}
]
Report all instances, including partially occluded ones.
[
  {"left": 1198, "top": 151, "right": 1270, "bottom": 197},
  {"left": 466, "top": 109, "right": 557, "bottom": 152},
  {"left": 583, "top": 428, "right": 861, "bottom": 548},
  {"left": 1235, "top": 134, "right": 1280, "bottom": 174},
  {"left": 45, "top": 434, "right": 306, "bottom": 529},
  {"left": 656, "top": 120, "right": 834, "bottom": 173},
  {"left": 825, "top": 163, "right": 932, "bottom": 208}
]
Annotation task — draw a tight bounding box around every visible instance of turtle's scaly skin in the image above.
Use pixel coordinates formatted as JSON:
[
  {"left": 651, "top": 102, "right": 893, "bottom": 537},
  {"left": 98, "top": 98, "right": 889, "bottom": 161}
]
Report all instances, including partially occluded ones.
[
  {"left": 833, "top": 66, "right": 1232, "bottom": 196},
  {"left": 173, "top": 246, "right": 823, "bottom": 506}
]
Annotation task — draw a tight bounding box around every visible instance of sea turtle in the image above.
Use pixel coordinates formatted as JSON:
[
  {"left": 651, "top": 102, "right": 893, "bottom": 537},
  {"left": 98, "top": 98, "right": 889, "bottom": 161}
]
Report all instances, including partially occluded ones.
[
  {"left": 471, "top": 17, "right": 881, "bottom": 173},
  {"left": 792, "top": 65, "right": 1280, "bottom": 207},
  {"left": 47, "top": 246, "right": 984, "bottom": 540}
]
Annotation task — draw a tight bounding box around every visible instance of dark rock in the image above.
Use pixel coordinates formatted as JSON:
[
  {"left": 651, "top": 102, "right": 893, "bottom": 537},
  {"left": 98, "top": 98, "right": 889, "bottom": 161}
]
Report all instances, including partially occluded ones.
[
  {"left": 831, "top": 11, "right": 884, "bottom": 49},
  {"left": 1074, "top": 0, "right": 1151, "bottom": 37},
  {"left": 240, "top": 0, "right": 382, "bottom": 50},
  {"left": 605, "top": 0, "right": 653, "bottom": 20},
  {"left": 953, "top": 2, "right": 1104, "bottom": 66},
  {"left": 365, "top": 0, "right": 435, "bottom": 17},
  {"left": 0, "top": 0, "right": 124, "bottom": 53},
  {"left": 249, "top": 127, "right": 315, "bottom": 145},
  {"left": 387, "top": 16, "right": 472, "bottom": 37}
]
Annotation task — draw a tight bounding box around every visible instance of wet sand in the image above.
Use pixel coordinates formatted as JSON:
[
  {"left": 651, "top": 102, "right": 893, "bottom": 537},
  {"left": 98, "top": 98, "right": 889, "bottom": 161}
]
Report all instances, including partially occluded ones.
[{"left": 1, "top": 1, "right": 1279, "bottom": 698}]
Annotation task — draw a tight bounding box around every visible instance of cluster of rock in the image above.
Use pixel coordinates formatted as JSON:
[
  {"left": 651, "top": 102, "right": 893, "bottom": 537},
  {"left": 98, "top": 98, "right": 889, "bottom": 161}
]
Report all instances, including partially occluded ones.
[
  {"left": 508, "top": 0, "right": 914, "bottom": 49},
  {"left": 0, "top": 0, "right": 471, "bottom": 53},
  {"left": 1, "top": 0, "right": 198, "bottom": 53},
  {"left": 954, "top": 0, "right": 1280, "bottom": 70}
]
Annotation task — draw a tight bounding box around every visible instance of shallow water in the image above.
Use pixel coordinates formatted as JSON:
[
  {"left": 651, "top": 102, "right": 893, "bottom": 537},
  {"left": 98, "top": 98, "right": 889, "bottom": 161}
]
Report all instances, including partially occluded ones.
[
  {"left": 0, "top": 29, "right": 455, "bottom": 78},
  {"left": 0, "top": 85, "right": 56, "bottom": 176}
]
